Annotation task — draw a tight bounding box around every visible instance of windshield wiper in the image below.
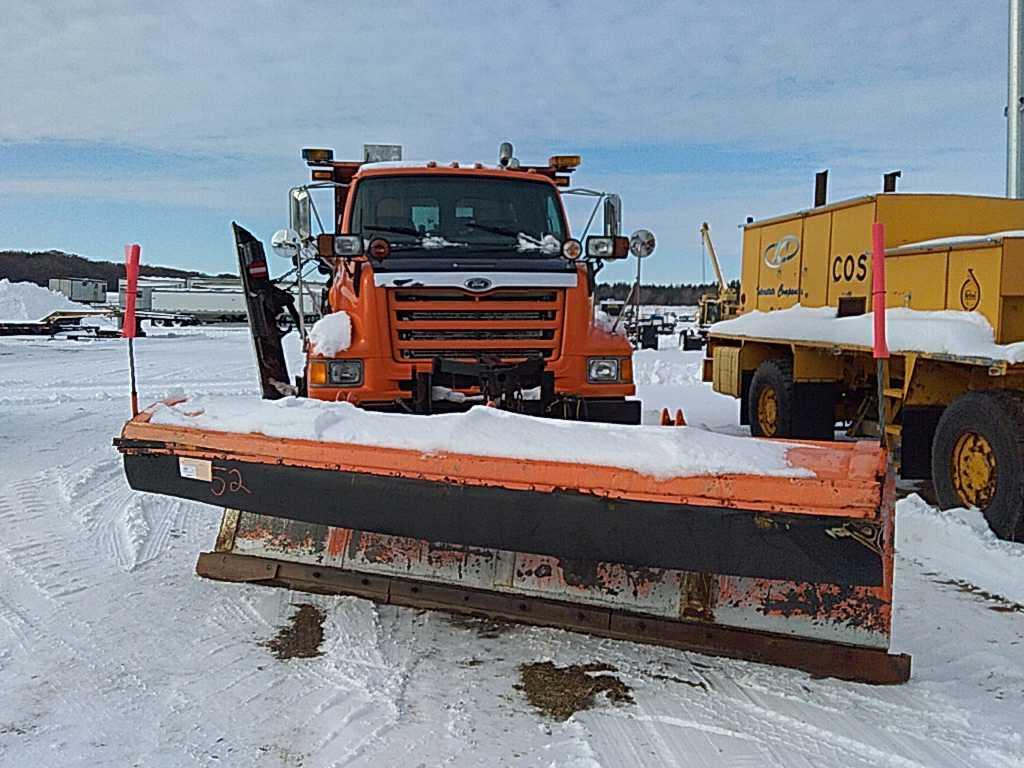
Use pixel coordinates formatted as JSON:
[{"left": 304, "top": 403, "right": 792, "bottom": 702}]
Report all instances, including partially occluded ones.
[
  {"left": 464, "top": 222, "right": 526, "bottom": 239},
  {"left": 364, "top": 224, "right": 422, "bottom": 237}
]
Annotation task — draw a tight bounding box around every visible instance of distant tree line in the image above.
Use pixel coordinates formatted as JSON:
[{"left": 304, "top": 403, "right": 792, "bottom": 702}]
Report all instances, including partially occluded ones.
[
  {"left": 0, "top": 250, "right": 232, "bottom": 291},
  {"left": 2, "top": 249, "right": 738, "bottom": 307},
  {"left": 596, "top": 280, "right": 739, "bottom": 306}
]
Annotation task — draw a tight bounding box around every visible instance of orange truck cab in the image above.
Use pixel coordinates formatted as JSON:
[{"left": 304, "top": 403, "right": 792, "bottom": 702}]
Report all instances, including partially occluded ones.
[{"left": 280, "top": 143, "right": 642, "bottom": 423}]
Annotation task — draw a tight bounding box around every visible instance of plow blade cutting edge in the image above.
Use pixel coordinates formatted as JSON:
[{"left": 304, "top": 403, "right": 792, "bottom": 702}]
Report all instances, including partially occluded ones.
[{"left": 115, "top": 412, "right": 910, "bottom": 684}]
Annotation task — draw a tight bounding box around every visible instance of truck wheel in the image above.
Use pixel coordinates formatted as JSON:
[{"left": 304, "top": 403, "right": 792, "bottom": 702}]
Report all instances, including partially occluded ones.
[
  {"left": 748, "top": 358, "right": 835, "bottom": 440},
  {"left": 749, "top": 359, "right": 794, "bottom": 438},
  {"left": 931, "top": 390, "right": 1024, "bottom": 541}
]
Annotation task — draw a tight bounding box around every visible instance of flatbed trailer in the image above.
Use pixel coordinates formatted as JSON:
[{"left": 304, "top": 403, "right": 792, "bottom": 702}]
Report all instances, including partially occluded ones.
[{"left": 706, "top": 191, "right": 1024, "bottom": 541}]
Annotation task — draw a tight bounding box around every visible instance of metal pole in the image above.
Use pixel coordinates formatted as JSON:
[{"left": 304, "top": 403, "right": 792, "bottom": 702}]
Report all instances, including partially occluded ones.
[
  {"left": 296, "top": 254, "right": 307, "bottom": 340},
  {"left": 1009, "top": 0, "right": 1024, "bottom": 197},
  {"left": 128, "top": 337, "right": 139, "bottom": 417},
  {"left": 633, "top": 252, "right": 643, "bottom": 347},
  {"left": 610, "top": 282, "right": 636, "bottom": 334}
]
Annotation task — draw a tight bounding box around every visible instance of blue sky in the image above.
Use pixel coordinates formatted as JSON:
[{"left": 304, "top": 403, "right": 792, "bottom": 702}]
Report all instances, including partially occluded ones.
[{"left": 0, "top": 1, "right": 1010, "bottom": 283}]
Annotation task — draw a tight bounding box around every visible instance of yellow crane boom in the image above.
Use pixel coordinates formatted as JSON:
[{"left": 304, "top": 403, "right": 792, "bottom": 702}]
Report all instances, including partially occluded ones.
[{"left": 700, "top": 221, "right": 732, "bottom": 300}]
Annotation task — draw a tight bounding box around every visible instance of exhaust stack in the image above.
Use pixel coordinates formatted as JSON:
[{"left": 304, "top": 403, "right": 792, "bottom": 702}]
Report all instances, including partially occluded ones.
[{"left": 1009, "top": 0, "right": 1024, "bottom": 197}]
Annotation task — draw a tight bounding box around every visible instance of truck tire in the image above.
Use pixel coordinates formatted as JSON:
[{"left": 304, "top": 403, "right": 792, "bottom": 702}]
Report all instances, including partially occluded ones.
[
  {"left": 748, "top": 358, "right": 835, "bottom": 440},
  {"left": 749, "top": 359, "right": 795, "bottom": 438},
  {"left": 931, "top": 390, "right": 1024, "bottom": 541}
]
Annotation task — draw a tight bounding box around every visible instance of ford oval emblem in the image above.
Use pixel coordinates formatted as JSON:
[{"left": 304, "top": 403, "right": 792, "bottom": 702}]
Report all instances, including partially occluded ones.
[{"left": 464, "top": 277, "right": 492, "bottom": 292}]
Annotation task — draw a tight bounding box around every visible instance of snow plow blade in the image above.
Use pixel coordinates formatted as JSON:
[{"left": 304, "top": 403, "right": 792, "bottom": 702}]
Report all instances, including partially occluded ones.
[{"left": 115, "top": 411, "right": 909, "bottom": 684}]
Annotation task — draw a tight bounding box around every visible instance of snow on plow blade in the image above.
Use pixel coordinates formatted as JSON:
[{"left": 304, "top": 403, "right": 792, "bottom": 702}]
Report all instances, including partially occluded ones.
[{"left": 115, "top": 406, "right": 909, "bottom": 684}]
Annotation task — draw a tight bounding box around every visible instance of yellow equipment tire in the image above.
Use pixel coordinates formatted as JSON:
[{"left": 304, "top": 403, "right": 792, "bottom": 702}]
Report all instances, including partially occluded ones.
[
  {"left": 748, "top": 359, "right": 835, "bottom": 440},
  {"left": 749, "top": 359, "right": 794, "bottom": 438},
  {"left": 931, "top": 390, "right": 1024, "bottom": 542}
]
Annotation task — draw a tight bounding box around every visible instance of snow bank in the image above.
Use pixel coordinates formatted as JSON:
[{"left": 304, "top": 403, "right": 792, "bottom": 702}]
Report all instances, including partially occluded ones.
[
  {"left": 712, "top": 304, "right": 1024, "bottom": 363},
  {"left": 149, "top": 396, "right": 813, "bottom": 479},
  {"left": 0, "top": 278, "right": 91, "bottom": 321},
  {"left": 897, "top": 494, "right": 1024, "bottom": 605},
  {"left": 308, "top": 311, "right": 352, "bottom": 355},
  {"left": 898, "top": 230, "right": 1024, "bottom": 250}
]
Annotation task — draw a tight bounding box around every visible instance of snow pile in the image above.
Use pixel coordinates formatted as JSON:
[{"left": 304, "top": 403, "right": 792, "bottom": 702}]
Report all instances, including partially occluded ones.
[
  {"left": 308, "top": 311, "right": 352, "bottom": 355},
  {"left": 712, "top": 304, "right": 1024, "bottom": 363},
  {"left": 420, "top": 235, "right": 467, "bottom": 249},
  {"left": 149, "top": 396, "right": 813, "bottom": 479},
  {"left": 0, "top": 278, "right": 90, "bottom": 321},
  {"left": 360, "top": 160, "right": 499, "bottom": 171},
  {"left": 899, "top": 230, "right": 1024, "bottom": 250},
  {"left": 897, "top": 494, "right": 1024, "bottom": 605},
  {"left": 517, "top": 233, "right": 561, "bottom": 254}
]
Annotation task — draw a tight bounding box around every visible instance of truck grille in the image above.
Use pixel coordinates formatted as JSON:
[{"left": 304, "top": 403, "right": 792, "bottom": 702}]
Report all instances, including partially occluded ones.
[{"left": 389, "top": 288, "right": 564, "bottom": 362}]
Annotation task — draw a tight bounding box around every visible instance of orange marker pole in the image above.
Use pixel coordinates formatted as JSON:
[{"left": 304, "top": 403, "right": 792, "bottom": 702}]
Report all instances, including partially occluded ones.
[
  {"left": 122, "top": 244, "right": 142, "bottom": 416},
  {"left": 871, "top": 223, "right": 889, "bottom": 445}
]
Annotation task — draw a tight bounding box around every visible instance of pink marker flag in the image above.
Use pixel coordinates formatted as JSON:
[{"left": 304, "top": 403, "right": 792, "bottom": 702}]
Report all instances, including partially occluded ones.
[
  {"left": 122, "top": 244, "right": 141, "bottom": 338},
  {"left": 871, "top": 223, "right": 888, "bottom": 359}
]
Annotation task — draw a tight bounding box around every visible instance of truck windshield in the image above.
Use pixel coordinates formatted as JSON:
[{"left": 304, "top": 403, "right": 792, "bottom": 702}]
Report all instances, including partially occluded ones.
[{"left": 350, "top": 175, "right": 567, "bottom": 254}]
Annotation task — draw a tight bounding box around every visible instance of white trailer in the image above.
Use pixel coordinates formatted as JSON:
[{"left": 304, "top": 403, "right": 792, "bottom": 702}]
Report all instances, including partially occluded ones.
[
  {"left": 118, "top": 278, "right": 323, "bottom": 325},
  {"left": 49, "top": 278, "right": 107, "bottom": 304}
]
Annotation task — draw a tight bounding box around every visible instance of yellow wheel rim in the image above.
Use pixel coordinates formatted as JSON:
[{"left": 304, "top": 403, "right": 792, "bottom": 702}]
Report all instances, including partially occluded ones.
[
  {"left": 951, "top": 431, "right": 997, "bottom": 508},
  {"left": 757, "top": 387, "right": 779, "bottom": 437}
]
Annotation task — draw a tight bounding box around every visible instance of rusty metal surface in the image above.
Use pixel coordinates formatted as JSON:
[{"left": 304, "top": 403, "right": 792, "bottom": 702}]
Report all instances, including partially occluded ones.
[
  {"left": 230, "top": 511, "right": 333, "bottom": 565},
  {"left": 346, "top": 532, "right": 501, "bottom": 588},
  {"left": 510, "top": 554, "right": 683, "bottom": 617},
  {"left": 195, "top": 549, "right": 910, "bottom": 684},
  {"left": 216, "top": 510, "right": 895, "bottom": 649},
  {"left": 715, "top": 577, "right": 891, "bottom": 649}
]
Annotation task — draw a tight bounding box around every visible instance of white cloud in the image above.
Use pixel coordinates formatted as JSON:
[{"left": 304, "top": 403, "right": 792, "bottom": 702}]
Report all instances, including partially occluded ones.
[
  {"left": 0, "top": 1, "right": 1014, "bottom": 281},
  {"left": 0, "top": 1, "right": 1007, "bottom": 157}
]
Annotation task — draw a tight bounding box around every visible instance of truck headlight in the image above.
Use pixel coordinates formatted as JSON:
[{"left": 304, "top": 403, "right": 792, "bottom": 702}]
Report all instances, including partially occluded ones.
[
  {"left": 587, "top": 357, "right": 620, "bottom": 383},
  {"left": 585, "top": 235, "right": 630, "bottom": 260},
  {"left": 333, "top": 235, "right": 363, "bottom": 257},
  {"left": 327, "top": 360, "right": 363, "bottom": 386}
]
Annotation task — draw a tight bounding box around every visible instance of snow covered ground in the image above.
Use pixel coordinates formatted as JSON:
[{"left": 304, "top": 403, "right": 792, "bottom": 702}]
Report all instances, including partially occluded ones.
[{"left": 1, "top": 325, "right": 1023, "bottom": 767}]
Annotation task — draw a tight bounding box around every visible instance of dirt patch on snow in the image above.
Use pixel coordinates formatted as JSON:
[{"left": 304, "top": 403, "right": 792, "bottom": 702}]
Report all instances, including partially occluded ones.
[
  {"left": 649, "top": 672, "right": 708, "bottom": 690},
  {"left": 444, "top": 613, "right": 516, "bottom": 639},
  {"left": 936, "top": 578, "right": 1024, "bottom": 614},
  {"left": 517, "top": 662, "right": 633, "bottom": 720},
  {"left": 263, "top": 604, "right": 325, "bottom": 659}
]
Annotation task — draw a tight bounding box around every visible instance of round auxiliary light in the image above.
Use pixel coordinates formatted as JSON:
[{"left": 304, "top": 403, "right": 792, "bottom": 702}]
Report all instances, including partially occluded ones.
[
  {"left": 369, "top": 238, "right": 391, "bottom": 260},
  {"left": 562, "top": 238, "right": 583, "bottom": 260}
]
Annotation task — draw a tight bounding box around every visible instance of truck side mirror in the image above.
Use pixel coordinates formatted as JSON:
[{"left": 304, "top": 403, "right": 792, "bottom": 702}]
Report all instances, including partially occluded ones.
[
  {"left": 629, "top": 229, "right": 656, "bottom": 258},
  {"left": 271, "top": 229, "right": 302, "bottom": 260},
  {"left": 603, "top": 194, "right": 622, "bottom": 237},
  {"left": 289, "top": 187, "right": 312, "bottom": 241}
]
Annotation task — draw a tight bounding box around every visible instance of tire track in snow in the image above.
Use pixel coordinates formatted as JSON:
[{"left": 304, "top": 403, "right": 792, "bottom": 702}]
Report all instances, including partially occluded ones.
[
  {"left": 69, "top": 457, "right": 211, "bottom": 572},
  {"left": 0, "top": 594, "right": 34, "bottom": 658},
  {"left": 0, "top": 474, "right": 92, "bottom": 600}
]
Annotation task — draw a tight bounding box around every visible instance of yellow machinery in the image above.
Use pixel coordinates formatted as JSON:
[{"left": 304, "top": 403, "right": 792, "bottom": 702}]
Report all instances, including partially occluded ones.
[
  {"left": 706, "top": 191, "right": 1024, "bottom": 541},
  {"left": 683, "top": 223, "right": 739, "bottom": 350}
]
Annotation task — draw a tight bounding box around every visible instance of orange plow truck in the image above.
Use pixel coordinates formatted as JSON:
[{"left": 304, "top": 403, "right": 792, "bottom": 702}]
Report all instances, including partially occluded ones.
[{"left": 115, "top": 144, "right": 909, "bottom": 684}]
